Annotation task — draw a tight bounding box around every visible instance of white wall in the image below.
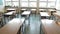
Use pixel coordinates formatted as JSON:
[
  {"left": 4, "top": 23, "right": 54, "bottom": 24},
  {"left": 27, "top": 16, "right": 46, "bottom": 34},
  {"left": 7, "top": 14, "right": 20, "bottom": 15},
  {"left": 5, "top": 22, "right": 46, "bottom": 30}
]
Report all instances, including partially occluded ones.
[
  {"left": 0, "top": 5, "right": 4, "bottom": 12},
  {"left": 56, "top": 0, "right": 60, "bottom": 10},
  {"left": 0, "top": 0, "right": 5, "bottom": 12}
]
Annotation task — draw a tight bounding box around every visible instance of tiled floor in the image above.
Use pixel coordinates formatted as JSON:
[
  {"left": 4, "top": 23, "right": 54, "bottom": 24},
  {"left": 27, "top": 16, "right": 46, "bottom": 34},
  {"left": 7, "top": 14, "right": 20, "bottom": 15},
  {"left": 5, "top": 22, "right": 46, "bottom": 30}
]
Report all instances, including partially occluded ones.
[{"left": 24, "top": 14, "right": 41, "bottom": 34}]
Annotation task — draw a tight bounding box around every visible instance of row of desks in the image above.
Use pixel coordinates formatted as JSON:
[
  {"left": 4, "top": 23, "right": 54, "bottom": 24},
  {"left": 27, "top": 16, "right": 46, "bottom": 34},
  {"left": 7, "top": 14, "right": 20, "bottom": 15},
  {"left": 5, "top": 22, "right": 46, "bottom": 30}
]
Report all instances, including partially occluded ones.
[
  {"left": 0, "top": 12, "right": 13, "bottom": 28},
  {"left": 0, "top": 18, "right": 25, "bottom": 34},
  {"left": 40, "top": 12, "right": 50, "bottom": 16},
  {"left": 21, "top": 11, "right": 31, "bottom": 25},
  {"left": 0, "top": 9, "right": 58, "bottom": 34},
  {"left": 53, "top": 12, "right": 60, "bottom": 24},
  {"left": 40, "top": 12, "right": 50, "bottom": 19},
  {"left": 0, "top": 11, "right": 31, "bottom": 34},
  {"left": 4, "top": 11, "right": 16, "bottom": 16},
  {"left": 4, "top": 11, "right": 16, "bottom": 23},
  {"left": 40, "top": 10, "right": 60, "bottom": 34},
  {"left": 41, "top": 19, "right": 60, "bottom": 34},
  {"left": 40, "top": 9, "right": 56, "bottom": 19}
]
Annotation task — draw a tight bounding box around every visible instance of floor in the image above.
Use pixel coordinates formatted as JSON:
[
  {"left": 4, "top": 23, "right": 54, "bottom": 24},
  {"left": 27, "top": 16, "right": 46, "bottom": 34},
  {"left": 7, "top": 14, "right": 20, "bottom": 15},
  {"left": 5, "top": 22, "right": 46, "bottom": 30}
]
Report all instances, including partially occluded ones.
[
  {"left": 24, "top": 14, "right": 41, "bottom": 34},
  {"left": 1, "top": 14, "right": 55, "bottom": 34}
]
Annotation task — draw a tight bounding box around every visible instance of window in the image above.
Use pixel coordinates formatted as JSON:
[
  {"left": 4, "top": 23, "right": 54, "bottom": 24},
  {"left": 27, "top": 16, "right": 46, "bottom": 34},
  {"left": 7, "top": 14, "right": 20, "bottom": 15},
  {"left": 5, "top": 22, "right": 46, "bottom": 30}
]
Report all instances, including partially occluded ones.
[
  {"left": 29, "top": 0, "right": 37, "bottom": 1},
  {"left": 5, "top": 2, "right": 12, "bottom": 6},
  {"left": 21, "top": 0, "right": 28, "bottom": 1},
  {"left": 48, "top": 0, "right": 56, "bottom": 1},
  {"left": 5, "top": 0, "right": 19, "bottom": 7},
  {"left": 5, "top": 0, "right": 11, "bottom": 1},
  {"left": 5, "top": 0, "right": 56, "bottom": 8},
  {"left": 39, "top": 2, "right": 47, "bottom": 7},
  {"left": 12, "top": 2, "right": 19, "bottom": 7},
  {"left": 39, "top": 0, "right": 47, "bottom": 1},
  {"left": 12, "top": 0, "right": 19, "bottom": 1},
  {"left": 29, "top": 2, "right": 37, "bottom": 7},
  {"left": 21, "top": 2, "right": 28, "bottom": 7},
  {"left": 56, "top": 0, "right": 60, "bottom": 9},
  {"left": 48, "top": 2, "right": 55, "bottom": 8}
]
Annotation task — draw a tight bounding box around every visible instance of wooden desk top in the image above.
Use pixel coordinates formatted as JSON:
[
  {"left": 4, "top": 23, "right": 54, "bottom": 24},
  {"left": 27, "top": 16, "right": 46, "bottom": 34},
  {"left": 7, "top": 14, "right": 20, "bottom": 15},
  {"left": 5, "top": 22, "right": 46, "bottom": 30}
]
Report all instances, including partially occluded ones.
[
  {"left": 41, "top": 19, "right": 60, "bottom": 34},
  {"left": 22, "top": 11, "right": 31, "bottom": 15},
  {"left": 31, "top": 9, "right": 36, "bottom": 11},
  {"left": 39, "top": 9, "right": 46, "bottom": 11},
  {"left": 0, "top": 18, "right": 25, "bottom": 34},
  {"left": 48, "top": 9, "right": 56, "bottom": 12},
  {"left": 5, "top": 11, "right": 16, "bottom": 15},
  {"left": 40, "top": 12, "right": 50, "bottom": 16},
  {"left": 7, "top": 8, "right": 16, "bottom": 10},
  {"left": 53, "top": 13, "right": 60, "bottom": 18},
  {"left": 53, "top": 12, "right": 60, "bottom": 16},
  {"left": 21, "top": 9, "right": 26, "bottom": 10}
]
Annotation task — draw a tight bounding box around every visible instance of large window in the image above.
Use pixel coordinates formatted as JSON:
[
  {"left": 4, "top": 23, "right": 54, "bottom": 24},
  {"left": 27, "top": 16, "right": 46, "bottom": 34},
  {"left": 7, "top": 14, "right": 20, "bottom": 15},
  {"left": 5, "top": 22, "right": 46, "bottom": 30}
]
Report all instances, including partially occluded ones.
[
  {"left": 39, "top": 0, "right": 47, "bottom": 8},
  {"left": 48, "top": 2, "right": 55, "bottom": 8},
  {"left": 21, "top": 0, "right": 28, "bottom": 1},
  {"left": 39, "top": 0, "right": 56, "bottom": 8},
  {"left": 20, "top": 0, "right": 28, "bottom": 7},
  {"left": 21, "top": 2, "right": 28, "bottom": 7},
  {"left": 47, "top": 0, "right": 56, "bottom": 8},
  {"left": 56, "top": 0, "right": 60, "bottom": 10},
  {"left": 39, "top": 2, "right": 47, "bottom": 8},
  {"left": 12, "top": 2, "right": 19, "bottom": 7},
  {"left": 39, "top": 0, "right": 47, "bottom": 1},
  {"left": 5, "top": 0, "right": 19, "bottom": 7},
  {"left": 48, "top": 0, "right": 56, "bottom": 2},
  {"left": 29, "top": 2, "right": 37, "bottom": 7},
  {"left": 20, "top": 0, "right": 37, "bottom": 7},
  {"left": 5, "top": 0, "right": 56, "bottom": 8},
  {"left": 5, "top": 0, "right": 11, "bottom": 1},
  {"left": 29, "top": 0, "right": 37, "bottom": 1},
  {"left": 29, "top": 0, "right": 37, "bottom": 7},
  {"left": 12, "top": 0, "right": 19, "bottom": 1},
  {"left": 5, "top": 2, "right": 12, "bottom": 6}
]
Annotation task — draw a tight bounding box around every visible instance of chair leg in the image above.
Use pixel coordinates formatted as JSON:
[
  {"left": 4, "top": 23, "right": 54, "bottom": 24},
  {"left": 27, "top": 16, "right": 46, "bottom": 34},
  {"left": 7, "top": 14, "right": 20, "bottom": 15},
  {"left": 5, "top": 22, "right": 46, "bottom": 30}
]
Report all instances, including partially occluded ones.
[{"left": 0, "top": 21, "right": 3, "bottom": 28}]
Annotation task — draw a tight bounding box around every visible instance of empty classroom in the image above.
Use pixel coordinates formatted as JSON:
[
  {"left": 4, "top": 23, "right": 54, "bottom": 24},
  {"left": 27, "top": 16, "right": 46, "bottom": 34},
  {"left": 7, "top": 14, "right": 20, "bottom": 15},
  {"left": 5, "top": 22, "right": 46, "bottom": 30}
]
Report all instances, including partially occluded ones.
[{"left": 0, "top": 0, "right": 60, "bottom": 34}]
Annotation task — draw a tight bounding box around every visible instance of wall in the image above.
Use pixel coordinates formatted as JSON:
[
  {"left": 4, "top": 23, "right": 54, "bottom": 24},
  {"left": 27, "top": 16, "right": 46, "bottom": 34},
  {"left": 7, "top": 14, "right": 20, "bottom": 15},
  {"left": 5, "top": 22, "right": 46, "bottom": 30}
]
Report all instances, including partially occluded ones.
[
  {"left": 56, "top": 0, "right": 60, "bottom": 10},
  {"left": 0, "top": 0, "right": 4, "bottom": 12}
]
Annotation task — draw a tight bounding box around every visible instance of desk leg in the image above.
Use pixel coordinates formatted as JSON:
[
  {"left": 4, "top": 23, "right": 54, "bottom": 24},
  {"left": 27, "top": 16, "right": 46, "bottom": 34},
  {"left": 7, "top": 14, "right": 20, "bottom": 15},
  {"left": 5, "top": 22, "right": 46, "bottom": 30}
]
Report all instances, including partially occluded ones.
[
  {"left": 27, "top": 14, "right": 30, "bottom": 26},
  {"left": 40, "top": 18, "right": 42, "bottom": 34},
  {"left": 40, "top": 15, "right": 43, "bottom": 34},
  {"left": 55, "top": 16, "right": 58, "bottom": 23},
  {"left": 4, "top": 17, "right": 6, "bottom": 24},
  {"left": 17, "top": 26, "right": 22, "bottom": 34},
  {"left": 1, "top": 18, "right": 3, "bottom": 27},
  {"left": 0, "top": 18, "right": 3, "bottom": 28},
  {"left": 21, "top": 21, "right": 26, "bottom": 34},
  {"left": 0, "top": 21, "right": 1, "bottom": 28}
]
